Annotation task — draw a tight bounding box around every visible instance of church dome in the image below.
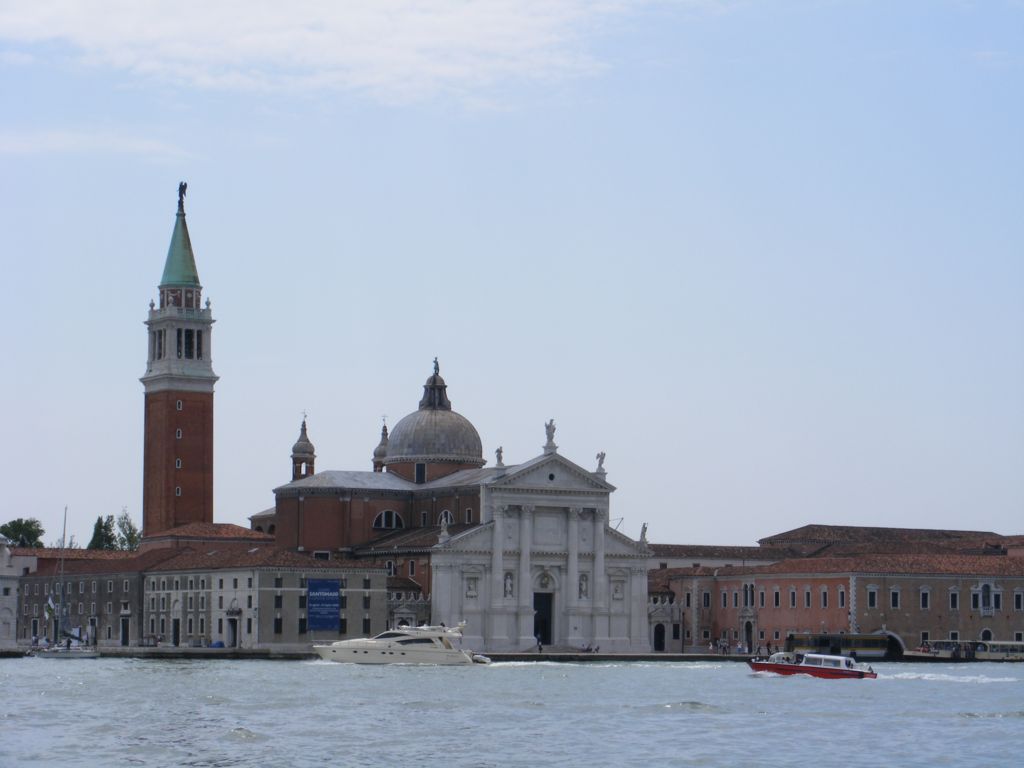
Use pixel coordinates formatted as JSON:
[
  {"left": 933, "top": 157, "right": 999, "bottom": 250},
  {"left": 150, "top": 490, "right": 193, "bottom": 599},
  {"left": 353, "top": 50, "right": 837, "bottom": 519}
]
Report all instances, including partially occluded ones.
[{"left": 383, "top": 361, "right": 484, "bottom": 467}]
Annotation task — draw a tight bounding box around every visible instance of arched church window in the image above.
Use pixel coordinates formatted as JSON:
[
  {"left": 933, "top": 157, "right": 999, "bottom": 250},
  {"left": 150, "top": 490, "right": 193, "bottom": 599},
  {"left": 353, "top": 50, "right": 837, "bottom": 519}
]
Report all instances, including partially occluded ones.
[
  {"left": 373, "top": 510, "right": 405, "bottom": 530},
  {"left": 438, "top": 510, "right": 454, "bottom": 526}
]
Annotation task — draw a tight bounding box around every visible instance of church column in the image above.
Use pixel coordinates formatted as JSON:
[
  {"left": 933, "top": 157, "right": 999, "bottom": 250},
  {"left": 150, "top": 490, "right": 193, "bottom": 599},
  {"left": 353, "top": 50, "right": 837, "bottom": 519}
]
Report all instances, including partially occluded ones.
[
  {"left": 491, "top": 505, "right": 505, "bottom": 603},
  {"left": 489, "top": 505, "right": 506, "bottom": 645},
  {"left": 517, "top": 505, "right": 534, "bottom": 646},
  {"left": 431, "top": 563, "right": 451, "bottom": 627},
  {"left": 593, "top": 508, "right": 609, "bottom": 645},
  {"left": 567, "top": 507, "right": 582, "bottom": 646},
  {"left": 630, "top": 566, "right": 648, "bottom": 652}
]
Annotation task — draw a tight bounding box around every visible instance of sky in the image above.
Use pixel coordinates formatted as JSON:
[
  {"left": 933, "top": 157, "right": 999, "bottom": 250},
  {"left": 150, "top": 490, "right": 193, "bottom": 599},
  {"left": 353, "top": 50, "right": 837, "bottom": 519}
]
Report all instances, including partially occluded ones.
[{"left": 1, "top": 0, "right": 1022, "bottom": 548}]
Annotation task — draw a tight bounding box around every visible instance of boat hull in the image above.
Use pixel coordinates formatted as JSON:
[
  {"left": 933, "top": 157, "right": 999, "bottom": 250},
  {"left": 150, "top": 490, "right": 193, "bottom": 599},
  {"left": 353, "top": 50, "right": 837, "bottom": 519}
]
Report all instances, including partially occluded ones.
[
  {"left": 747, "top": 660, "right": 876, "bottom": 679},
  {"left": 35, "top": 648, "right": 100, "bottom": 659},
  {"left": 314, "top": 642, "right": 477, "bottom": 665}
]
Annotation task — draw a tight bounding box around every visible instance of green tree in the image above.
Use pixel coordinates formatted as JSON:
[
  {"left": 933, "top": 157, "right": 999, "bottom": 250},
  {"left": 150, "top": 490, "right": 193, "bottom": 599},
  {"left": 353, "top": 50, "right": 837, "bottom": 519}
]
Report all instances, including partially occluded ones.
[
  {"left": 87, "top": 515, "right": 117, "bottom": 550},
  {"left": 0, "top": 517, "right": 45, "bottom": 547},
  {"left": 116, "top": 509, "right": 141, "bottom": 551}
]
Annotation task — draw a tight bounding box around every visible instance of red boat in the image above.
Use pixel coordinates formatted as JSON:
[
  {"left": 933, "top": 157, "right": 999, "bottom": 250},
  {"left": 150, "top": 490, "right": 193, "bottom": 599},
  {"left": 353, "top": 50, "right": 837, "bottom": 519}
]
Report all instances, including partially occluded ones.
[{"left": 748, "top": 652, "right": 877, "bottom": 679}]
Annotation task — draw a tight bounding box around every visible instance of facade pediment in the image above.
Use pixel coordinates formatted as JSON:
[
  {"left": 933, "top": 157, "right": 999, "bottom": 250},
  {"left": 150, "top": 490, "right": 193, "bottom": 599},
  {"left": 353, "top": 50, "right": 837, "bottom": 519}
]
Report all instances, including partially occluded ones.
[{"left": 488, "top": 454, "right": 614, "bottom": 495}]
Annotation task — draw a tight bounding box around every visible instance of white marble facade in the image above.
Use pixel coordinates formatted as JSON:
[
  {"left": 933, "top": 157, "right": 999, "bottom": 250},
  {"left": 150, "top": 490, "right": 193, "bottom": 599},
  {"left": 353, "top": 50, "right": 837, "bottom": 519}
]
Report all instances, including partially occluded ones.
[{"left": 430, "top": 452, "right": 651, "bottom": 653}]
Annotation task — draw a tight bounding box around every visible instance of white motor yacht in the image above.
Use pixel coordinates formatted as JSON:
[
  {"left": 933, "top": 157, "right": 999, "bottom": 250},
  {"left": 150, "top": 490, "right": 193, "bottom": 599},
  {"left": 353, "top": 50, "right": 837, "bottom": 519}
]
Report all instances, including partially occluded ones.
[{"left": 313, "top": 623, "right": 490, "bottom": 665}]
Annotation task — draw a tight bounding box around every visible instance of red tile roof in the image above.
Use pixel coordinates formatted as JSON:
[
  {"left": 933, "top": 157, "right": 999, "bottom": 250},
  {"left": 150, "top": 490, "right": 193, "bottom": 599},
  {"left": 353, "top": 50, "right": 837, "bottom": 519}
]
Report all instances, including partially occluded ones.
[
  {"left": 759, "top": 524, "right": 1000, "bottom": 547},
  {"left": 648, "top": 543, "right": 794, "bottom": 561},
  {"left": 11, "top": 547, "right": 137, "bottom": 561},
  {"left": 26, "top": 548, "right": 183, "bottom": 576},
  {"left": 356, "top": 524, "right": 477, "bottom": 553},
  {"left": 146, "top": 547, "right": 378, "bottom": 573},
  {"left": 765, "top": 554, "right": 1024, "bottom": 577},
  {"left": 143, "top": 522, "right": 274, "bottom": 541}
]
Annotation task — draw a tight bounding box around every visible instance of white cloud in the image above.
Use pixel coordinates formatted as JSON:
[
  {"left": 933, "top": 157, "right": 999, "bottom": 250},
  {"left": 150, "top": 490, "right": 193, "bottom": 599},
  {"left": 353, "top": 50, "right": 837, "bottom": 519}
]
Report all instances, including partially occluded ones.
[
  {"left": 0, "top": 48, "right": 33, "bottom": 65},
  {"left": 0, "top": 129, "right": 188, "bottom": 159},
  {"left": 0, "top": 1, "right": 677, "bottom": 102}
]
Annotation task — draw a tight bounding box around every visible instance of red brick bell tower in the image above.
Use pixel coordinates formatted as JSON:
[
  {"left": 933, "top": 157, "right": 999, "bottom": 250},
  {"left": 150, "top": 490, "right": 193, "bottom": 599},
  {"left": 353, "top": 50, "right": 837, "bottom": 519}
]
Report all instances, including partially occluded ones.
[{"left": 140, "top": 183, "right": 218, "bottom": 537}]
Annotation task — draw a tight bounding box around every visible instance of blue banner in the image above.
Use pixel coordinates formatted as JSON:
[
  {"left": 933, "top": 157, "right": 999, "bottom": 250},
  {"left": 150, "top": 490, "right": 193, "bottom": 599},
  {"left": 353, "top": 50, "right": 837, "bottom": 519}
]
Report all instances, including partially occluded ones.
[{"left": 307, "top": 579, "right": 340, "bottom": 631}]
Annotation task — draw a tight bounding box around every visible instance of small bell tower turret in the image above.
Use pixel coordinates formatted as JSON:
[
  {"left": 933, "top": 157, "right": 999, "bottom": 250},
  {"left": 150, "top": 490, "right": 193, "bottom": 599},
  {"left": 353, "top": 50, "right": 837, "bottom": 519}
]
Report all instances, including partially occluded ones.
[{"left": 291, "top": 418, "right": 316, "bottom": 481}]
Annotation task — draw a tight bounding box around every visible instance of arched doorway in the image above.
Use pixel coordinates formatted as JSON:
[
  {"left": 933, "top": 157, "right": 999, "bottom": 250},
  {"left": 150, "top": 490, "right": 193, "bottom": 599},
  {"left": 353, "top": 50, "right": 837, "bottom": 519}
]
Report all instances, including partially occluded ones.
[
  {"left": 653, "top": 623, "right": 666, "bottom": 651},
  {"left": 744, "top": 621, "right": 753, "bottom": 653},
  {"left": 981, "top": 628, "right": 993, "bottom": 641}
]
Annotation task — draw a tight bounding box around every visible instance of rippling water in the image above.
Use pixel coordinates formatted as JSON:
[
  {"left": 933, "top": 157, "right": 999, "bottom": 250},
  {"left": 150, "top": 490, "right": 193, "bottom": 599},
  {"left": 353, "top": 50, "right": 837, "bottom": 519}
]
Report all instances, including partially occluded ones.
[{"left": 2, "top": 658, "right": 1021, "bottom": 767}]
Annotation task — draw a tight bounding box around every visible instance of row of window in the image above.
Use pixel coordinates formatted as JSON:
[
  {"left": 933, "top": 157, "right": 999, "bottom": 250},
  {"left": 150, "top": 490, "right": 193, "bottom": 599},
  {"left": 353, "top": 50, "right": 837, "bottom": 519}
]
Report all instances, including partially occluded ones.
[
  {"left": 28, "top": 575, "right": 376, "bottom": 607},
  {"left": 717, "top": 586, "right": 850, "bottom": 611},
  {"left": 25, "top": 601, "right": 128, "bottom": 616},
  {"left": 146, "top": 575, "right": 371, "bottom": 595},
  {"left": 373, "top": 509, "right": 474, "bottom": 529},
  {"left": 696, "top": 585, "right": 1024, "bottom": 613},
  {"left": 866, "top": 587, "right": 1022, "bottom": 611},
  {"left": 149, "top": 328, "right": 205, "bottom": 362},
  {"left": 25, "top": 580, "right": 131, "bottom": 596}
]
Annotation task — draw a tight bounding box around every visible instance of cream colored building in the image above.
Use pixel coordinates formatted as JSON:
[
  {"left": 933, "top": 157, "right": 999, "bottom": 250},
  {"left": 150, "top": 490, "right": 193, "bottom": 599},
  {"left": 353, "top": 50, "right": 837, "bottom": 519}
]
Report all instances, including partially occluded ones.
[{"left": 430, "top": 444, "right": 651, "bottom": 653}]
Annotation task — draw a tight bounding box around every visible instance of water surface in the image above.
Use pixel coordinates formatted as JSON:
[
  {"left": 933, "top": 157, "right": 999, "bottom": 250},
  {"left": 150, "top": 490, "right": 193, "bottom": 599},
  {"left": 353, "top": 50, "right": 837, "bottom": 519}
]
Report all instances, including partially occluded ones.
[{"left": 2, "top": 658, "right": 1020, "bottom": 767}]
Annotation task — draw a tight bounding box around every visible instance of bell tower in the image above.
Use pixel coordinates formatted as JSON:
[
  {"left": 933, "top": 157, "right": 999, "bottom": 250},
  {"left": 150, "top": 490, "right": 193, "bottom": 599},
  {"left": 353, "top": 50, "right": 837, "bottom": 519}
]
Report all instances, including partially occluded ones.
[{"left": 140, "top": 183, "right": 218, "bottom": 537}]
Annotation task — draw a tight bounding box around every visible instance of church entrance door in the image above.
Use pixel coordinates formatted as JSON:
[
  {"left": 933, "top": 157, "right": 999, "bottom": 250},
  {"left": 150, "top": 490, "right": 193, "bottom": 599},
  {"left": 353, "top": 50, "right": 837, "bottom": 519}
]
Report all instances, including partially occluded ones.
[{"left": 533, "top": 592, "right": 553, "bottom": 646}]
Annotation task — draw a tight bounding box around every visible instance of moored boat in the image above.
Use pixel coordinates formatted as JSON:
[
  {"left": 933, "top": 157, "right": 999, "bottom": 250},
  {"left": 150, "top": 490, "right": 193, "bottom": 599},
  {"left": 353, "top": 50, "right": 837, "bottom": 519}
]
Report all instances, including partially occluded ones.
[
  {"left": 35, "top": 644, "right": 100, "bottom": 659},
  {"left": 313, "top": 622, "right": 490, "bottom": 665},
  {"left": 748, "top": 651, "right": 876, "bottom": 679},
  {"left": 903, "top": 640, "right": 964, "bottom": 661},
  {"left": 35, "top": 507, "right": 100, "bottom": 660}
]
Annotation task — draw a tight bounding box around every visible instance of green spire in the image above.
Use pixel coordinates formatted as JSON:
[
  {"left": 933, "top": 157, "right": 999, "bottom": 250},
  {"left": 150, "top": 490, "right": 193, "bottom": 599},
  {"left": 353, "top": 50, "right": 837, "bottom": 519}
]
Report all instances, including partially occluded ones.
[{"left": 160, "top": 185, "right": 201, "bottom": 288}]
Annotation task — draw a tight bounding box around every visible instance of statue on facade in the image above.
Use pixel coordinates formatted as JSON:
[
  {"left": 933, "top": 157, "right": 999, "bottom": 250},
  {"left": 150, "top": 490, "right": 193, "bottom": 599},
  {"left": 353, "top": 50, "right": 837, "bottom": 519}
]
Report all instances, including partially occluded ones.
[
  {"left": 495, "top": 446, "right": 504, "bottom": 466},
  {"left": 640, "top": 522, "right": 648, "bottom": 543},
  {"left": 596, "top": 452, "right": 606, "bottom": 472},
  {"left": 579, "top": 573, "right": 589, "bottom": 599},
  {"left": 504, "top": 572, "right": 514, "bottom": 598},
  {"left": 545, "top": 419, "right": 556, "bottom": 442}
]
